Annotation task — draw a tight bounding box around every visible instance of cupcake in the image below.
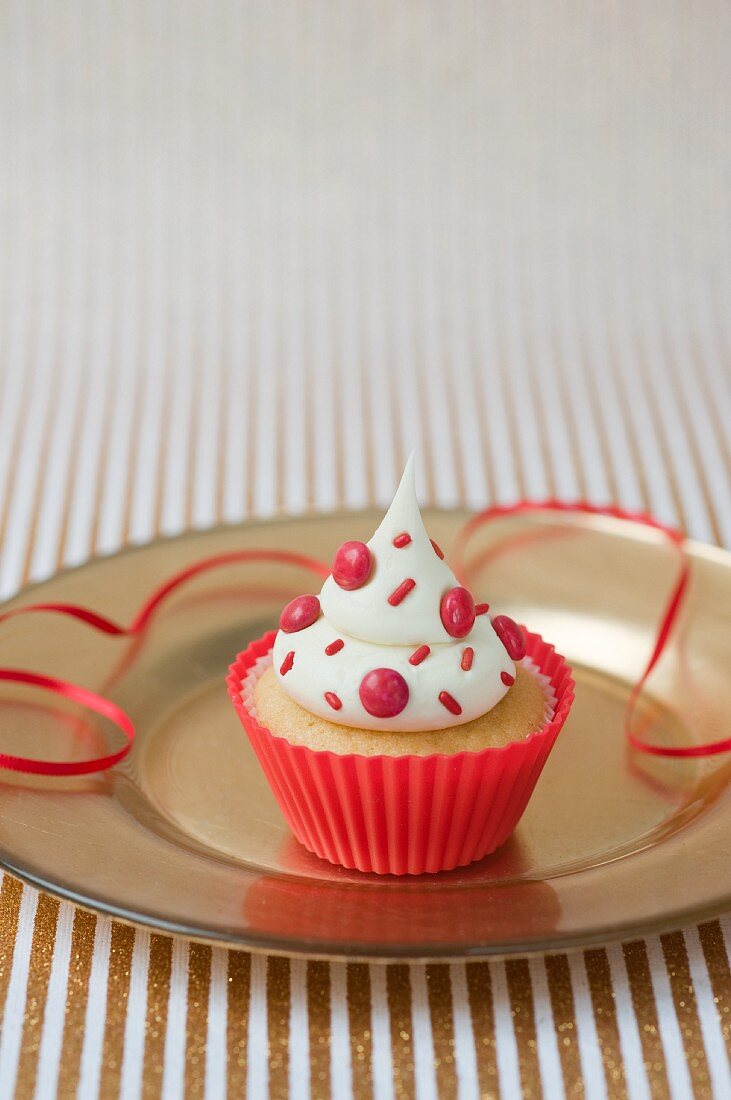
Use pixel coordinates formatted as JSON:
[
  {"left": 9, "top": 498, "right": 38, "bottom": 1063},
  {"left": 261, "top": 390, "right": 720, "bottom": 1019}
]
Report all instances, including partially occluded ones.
[{"left": 227, "top": 455, "right": 574, "bottom": 875}]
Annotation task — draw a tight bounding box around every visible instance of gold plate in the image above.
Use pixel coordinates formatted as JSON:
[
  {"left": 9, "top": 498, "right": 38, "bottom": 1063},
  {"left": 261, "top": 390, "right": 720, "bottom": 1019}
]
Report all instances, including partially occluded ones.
[{"left": 0, "top": 510, "right": 729, "bottom": 960}]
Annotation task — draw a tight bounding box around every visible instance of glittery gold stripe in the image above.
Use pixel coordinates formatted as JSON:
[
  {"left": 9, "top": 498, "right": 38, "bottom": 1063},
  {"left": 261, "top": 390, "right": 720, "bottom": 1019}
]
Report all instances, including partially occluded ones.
[
  {"left": 19, "top": 368, "right": 64, "bottom": 586},
  {"left": 465, "top": 962, "right": 500, "bottom": 1100},
  {"left": 622, "top": 940, "right": 671, "bottom": 1098},
  {"left": 499, "top": 354, "right": 527, "bottom": 501},
  {"left": 120, "top": 359, "right": 146, "bottom": 545},
  {"left": 443, "top": 350, "right": 468, "bottom": 508},
  {"left": 583, "top": 948, "right": 627, "bottom": 1098},
  {"left": 331, "top": 351, "right": 346, "bottom": 509},
  {"left": 267, "top": 955, "right": 291, "bottom": 1100},
  {"left": 606, "top": 331, "right": 652, "bottom": 512},
  {"left": 386, "top": 326, "right": 405, "bottom": 487},
  {"left": 302, "top": 331, "right": 315, "bottom": 512},
  {"left": 425, "top": 964, "right": 457, "bottom": 1100},
  {"left": 87, "top": 359, "right": 121, "bottom": 554},
  {"left": 504, "top": 958, "right": 542, "bottom": 1100},
  {"left": 692, "top": 340, "right": 731, "bottom": 482},
  {"left": 543, "top": 954, "right": 583, "bottom": 1097},
  {"left": 0, "top": 875, "right": 24, "bottom": 1030},
  {"left": 465, "top": 328, "right": 497, "bottom": 502},
  {"left": 146, "top": 359, "right": 171, "bottom": 536},
  {"left": 386, "top": 965, "right": 416, "bottom": 1098},
  {"left": 226, "top": 950, "right": 251, "bottom": 1095},
  {"left": 185, "top": 942, "right": 212, "bottom": 1099},
  {"left": 631, "top": 345, "right": 688, "bottom": 530},
  {"left": 13, "top": 892, "right": 60, "bottom": 1100},
  {"left": 552, "top": 336, "right": 589, "bottom": 500},
  {"left": 97, "top": 921, "right": 137, "bottom": 1098},
  {"left": 660, "top": 931, "right": 712, "bottom": 1093},
  {"left": 184, "top": 362, "right": 201, "bottom": 531},
  {"left": 215, "top": 356, "right": 229, "bottom": 524},
  {"left": 307, "top": 961, "right": 332, "bottom": 1098},
  {"left": 580, "top": 332, "right": 621, "bottom": 504},
  {"left": 411, "top": 331, "right": 436, "bottom": 506},
  {"left": 56, "top": 909, "right": 98, "bottom": 1095},
  {"left": 360, "top": 344, "right": 377, "bottom": 506},
  {"left": 52, "top": 365, "right": 91, "bottom": 572},
  {"left": 494, "top": 345, "right": 528, "bottom": 500},
  {"left": 346, "top": 963, "right": 373, "bottom": 1098},
  {"left": 245, "top": 359, "right": 258, "bottom": 517},
  {"left": 384, "top": 310, "right": 402, "bottom": 486},
  {"left": 141, "top": 933, "right": 174, "bottom": 1100},
  {"left": 525, "top": 335, "right": 558, "bottom": 500},
  {"left": 0, "top": 378, "right": 33, "bottom": 555},
  {"left": 276, "top": 322, "right": 288, "bottom": 513},
  {"left": 662, "top": 338, "right": 723, "bottom": 545},
  {"left": 697, "top": 921, "right": 731, "bottom": 1047}
]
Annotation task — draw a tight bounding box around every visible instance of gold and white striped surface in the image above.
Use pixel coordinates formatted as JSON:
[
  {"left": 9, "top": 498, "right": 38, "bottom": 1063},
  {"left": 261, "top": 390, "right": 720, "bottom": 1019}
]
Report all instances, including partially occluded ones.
[{"left": 2, "top": 2, "right": 731, "bottom": 1096}]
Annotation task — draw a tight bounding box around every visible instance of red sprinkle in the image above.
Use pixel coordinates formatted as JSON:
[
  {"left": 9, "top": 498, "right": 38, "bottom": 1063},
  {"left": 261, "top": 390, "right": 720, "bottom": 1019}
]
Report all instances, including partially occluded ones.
[
  {"left": 439, "top": 690, "right": 462, "bottom": 716},
  {"left": 324, "top": 691, "right": 342, "bottom": 711},
  {"left": 461, "top": 647, "right": 474, "bottom": 671},
  {"left": 332, "top": 541, "right": 372, "bottom": 590},
  {"left": 393, "top": 532, "right": 412, "bottom": 548},
  {"left": 492, "top": 615, "right": 527, "bottom": 660},
  {"left": 279, "top": 651, "right": 295, "bottom": 676},
  {"left": 388, "top": 578, "right": 416, "bottom": 606},
  {"left": 359, "top": 668, "right": 410, "bottom": 718},
  {"left": 440, "top": 586, "right": 476, "bottom": 638},
  {"left": 501, "top": 671, "right": 515, "bottom": 687},
  {"left": 279, "top": 594, "right": 321, "bottom": 633},
  {"left": 430, "top": 539, "right": 445, "bottom": 559},
  {"left": 475, "top": 603, "right": 490, "bottom": 616},
  {"left": 409, "top": 644, "right": 431, "bottom": 666},
  {"left": 325, "top": 639, "right": 344, "bottom": 655}
]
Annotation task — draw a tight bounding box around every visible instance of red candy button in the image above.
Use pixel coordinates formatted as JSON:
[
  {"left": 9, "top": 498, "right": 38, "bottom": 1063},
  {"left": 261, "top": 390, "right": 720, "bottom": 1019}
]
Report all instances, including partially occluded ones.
[
  {"left": 332, "top": 541, "right": 372, "bottom": 590},
  {"left": 440, "top": 586, "right": 476, "bottom": 638},
  {"left": 359, "top": 668, "right": 409, "bottom": 718},
  {"left": 279, "top": 594, "right": 321, "bottom": 633},
  {"left": 492, "top": 615, "right": 526, "bottom": 660}
]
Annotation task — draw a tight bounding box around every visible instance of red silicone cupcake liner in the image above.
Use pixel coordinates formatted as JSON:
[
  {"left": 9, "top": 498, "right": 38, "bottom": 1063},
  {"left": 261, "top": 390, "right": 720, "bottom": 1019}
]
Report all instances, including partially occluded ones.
[{"left": 227, "top": 630, "right": 575, "bottom": 875}]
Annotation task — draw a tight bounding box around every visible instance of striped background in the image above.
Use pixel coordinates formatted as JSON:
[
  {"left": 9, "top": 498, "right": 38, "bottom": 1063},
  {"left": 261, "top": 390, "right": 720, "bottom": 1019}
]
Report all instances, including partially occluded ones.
[{"left": 2, "top": 1, "right": 731, "bottom": 1096}]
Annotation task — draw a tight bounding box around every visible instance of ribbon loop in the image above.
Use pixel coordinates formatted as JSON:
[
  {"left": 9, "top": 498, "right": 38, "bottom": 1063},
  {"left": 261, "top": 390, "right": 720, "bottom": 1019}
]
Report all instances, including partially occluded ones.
[
  {"left": 0, "top": 549, "right": 330, "bottom": 775},
  {"left": 0, "top": 669, "right": 135, "bottom": 775},
  {"left": 454, "top": 501, "right": 731, "bottom": 758}
]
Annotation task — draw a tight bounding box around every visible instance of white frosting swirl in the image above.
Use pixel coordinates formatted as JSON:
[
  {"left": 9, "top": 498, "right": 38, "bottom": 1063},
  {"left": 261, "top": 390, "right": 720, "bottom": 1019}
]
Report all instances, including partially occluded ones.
[{"left": 272, "top": 455, "right": 515, "bottom": 731}]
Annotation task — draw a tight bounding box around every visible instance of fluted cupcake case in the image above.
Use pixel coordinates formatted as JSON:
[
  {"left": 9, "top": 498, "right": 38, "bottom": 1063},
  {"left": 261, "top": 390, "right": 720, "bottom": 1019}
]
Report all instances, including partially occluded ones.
[{"left": 227, "top": 629, "right": 574, "bottom": 875}]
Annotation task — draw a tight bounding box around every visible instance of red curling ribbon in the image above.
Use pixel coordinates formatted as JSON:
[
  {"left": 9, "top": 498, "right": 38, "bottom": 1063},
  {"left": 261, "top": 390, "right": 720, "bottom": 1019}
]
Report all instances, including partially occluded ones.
[
  {"left": 0, "top": 670, "right": 135, "bottom": 776},
  {"left": 454, "top": 501, "right": 731, "bottom": 758},
  {"left": 0, "top": 548, "right": 330, "bottom": 775}
]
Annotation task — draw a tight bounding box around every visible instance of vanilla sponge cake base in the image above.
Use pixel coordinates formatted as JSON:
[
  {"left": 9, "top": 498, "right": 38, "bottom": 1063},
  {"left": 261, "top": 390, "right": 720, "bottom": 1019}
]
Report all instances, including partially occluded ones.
[{"left": 252, "top": 663, "right": 552, "bottom": 757}]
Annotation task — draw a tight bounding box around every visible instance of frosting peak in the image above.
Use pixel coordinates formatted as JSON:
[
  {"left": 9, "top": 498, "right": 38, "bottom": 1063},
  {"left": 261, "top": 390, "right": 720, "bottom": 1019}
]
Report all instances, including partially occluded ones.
[
  {"left": 320, "top": 454, "right": 459, "bottom": 645},
  {"left": 272, "top": 455, "right": 519, "bottom": 732}
]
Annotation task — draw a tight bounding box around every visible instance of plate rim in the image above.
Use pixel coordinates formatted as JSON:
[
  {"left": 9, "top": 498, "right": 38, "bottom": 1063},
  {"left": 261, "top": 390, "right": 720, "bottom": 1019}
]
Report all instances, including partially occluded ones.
[{"left": 3, "top": 853, "right": 731, "bottom": 962}]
